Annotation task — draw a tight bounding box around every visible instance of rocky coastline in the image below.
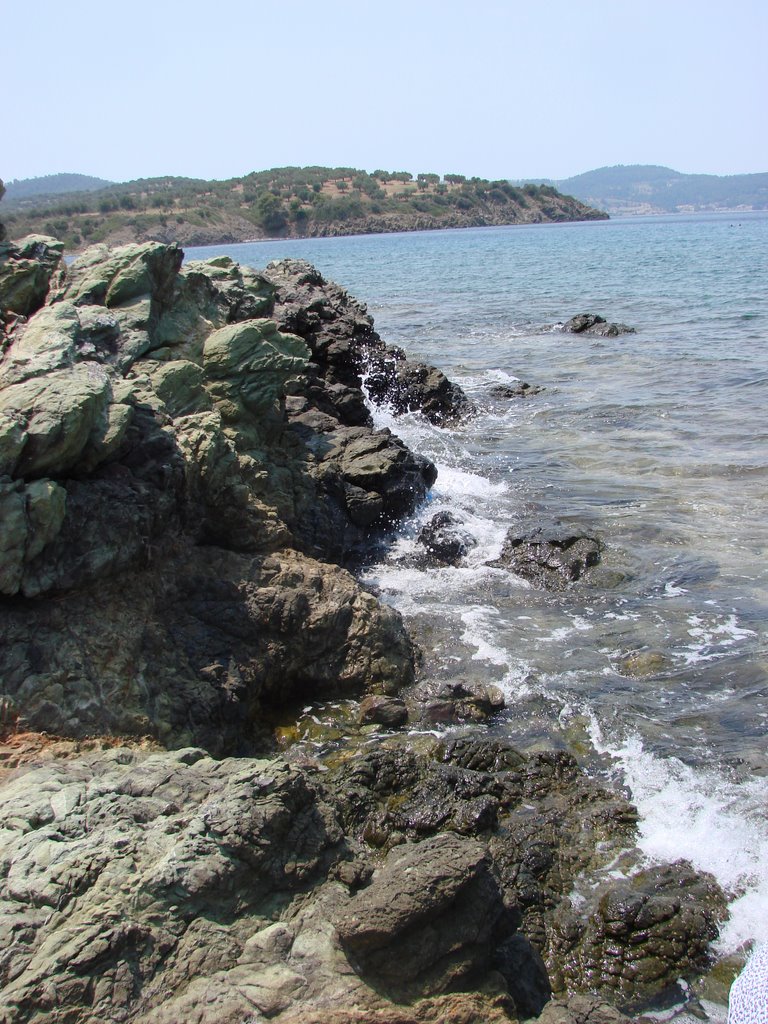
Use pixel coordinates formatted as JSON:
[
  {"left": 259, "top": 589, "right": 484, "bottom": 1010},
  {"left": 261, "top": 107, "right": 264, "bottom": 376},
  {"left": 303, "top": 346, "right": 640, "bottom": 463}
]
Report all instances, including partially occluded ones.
[{"left": 0, "top": 229, "right": 729, "bottom": 1023}]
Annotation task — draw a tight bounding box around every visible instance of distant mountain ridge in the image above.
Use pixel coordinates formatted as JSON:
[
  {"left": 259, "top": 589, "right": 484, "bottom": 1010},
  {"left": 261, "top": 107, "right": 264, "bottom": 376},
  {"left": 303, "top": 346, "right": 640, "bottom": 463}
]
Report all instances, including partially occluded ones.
[
  {"left": 515, "top": 165, "right": 768, "bottom": 215},
  {"left": 4, "top": 173, "right": 115, "bottom": 207}
]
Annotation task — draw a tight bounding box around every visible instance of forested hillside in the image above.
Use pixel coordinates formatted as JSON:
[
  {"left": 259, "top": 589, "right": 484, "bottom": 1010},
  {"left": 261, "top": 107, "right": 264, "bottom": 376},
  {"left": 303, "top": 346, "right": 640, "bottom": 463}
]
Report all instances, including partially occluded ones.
[{"left": 1, "top": 166, "right": 606, "bottom": 250}]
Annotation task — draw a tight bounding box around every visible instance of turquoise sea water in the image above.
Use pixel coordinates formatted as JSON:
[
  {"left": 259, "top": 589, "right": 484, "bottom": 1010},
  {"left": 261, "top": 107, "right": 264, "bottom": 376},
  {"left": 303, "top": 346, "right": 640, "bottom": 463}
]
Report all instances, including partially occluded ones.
[{"left": 186, "top": 212, "right": 768, "bottom": 959}]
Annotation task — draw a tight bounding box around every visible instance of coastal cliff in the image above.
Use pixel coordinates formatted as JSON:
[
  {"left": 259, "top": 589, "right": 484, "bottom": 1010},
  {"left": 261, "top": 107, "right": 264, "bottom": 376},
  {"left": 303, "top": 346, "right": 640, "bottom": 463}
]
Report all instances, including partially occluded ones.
[{"left": 0, "top": 231, "right": 725, "bottom": 1024}]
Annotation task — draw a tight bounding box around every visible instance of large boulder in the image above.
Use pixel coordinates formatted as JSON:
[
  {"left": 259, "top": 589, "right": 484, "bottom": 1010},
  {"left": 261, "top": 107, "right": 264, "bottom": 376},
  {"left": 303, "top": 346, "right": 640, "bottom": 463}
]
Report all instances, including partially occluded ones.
[
  {"left": 335, "top": 833, "right": 514, "bottom": 998},
  {"left": 0, "top": 234, "right": 64, "bottom": 328}
]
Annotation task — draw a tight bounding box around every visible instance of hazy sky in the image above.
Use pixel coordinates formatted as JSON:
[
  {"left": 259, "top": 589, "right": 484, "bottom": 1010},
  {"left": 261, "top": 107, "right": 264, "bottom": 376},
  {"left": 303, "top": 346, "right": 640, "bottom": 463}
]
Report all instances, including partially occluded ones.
[{"left": 4, "top": 0, "right": 767, "bottom": 184}]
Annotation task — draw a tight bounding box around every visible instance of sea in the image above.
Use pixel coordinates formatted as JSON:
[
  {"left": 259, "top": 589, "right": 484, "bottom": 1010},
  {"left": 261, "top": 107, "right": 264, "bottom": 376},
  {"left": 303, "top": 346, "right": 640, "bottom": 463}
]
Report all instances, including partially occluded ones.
[{"left": 186, "top": 212, "right": 768, "bottom": 987}]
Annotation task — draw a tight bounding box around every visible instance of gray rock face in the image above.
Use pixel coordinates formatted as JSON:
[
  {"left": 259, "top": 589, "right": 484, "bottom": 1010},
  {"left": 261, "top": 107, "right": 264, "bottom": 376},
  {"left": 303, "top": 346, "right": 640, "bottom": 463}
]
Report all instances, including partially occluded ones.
[
  {"left": 0, "top": 731, "right": 727, "bottom": 1023},
  {"left": 0, "top": 234, "right": 65, "bottom": 329},
  {"left": 335, "top": 833, "right": 514, "bottom": 998},
  {"left": 0, "top": 748, "right": 346, "bottom": 1024}
]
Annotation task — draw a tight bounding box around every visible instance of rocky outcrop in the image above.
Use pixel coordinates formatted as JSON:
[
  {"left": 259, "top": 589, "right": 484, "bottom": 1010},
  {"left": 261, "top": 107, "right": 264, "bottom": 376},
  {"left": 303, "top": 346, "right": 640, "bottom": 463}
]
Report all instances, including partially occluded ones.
[
  {"left": 0, "top": 242, "right": 469, "bottom": 747},
  {"left": 0, "top": 736, "right": 725, "bottom": 1023},
  {"left": 493, "top": 523, "right": 603, "bottom": 588},
  {"left": 562, "top": 314, "right": 635, "bottom": 338},
  {"left": 0, "top": 234, "right": 65, "bottom": 337},
  {"left": 265, "top": 259, "right": 474, "bottom": 428}
]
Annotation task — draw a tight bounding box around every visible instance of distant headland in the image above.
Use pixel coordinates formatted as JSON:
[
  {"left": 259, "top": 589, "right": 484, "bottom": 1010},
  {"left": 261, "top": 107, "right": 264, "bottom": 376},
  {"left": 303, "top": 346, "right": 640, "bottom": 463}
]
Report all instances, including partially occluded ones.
[
  {"left": 515, "top": 164, "right": 768, "bottom": 216},
  {"left": 1, "top": 167, "right": 607, "bottom": 251}
]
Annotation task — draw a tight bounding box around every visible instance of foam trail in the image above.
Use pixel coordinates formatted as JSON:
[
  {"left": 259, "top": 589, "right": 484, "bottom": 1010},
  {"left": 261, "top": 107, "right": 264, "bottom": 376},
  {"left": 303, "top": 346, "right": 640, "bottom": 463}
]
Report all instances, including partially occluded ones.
[{"left": 590, "top": 726, "right": 768, "bottom": 951}]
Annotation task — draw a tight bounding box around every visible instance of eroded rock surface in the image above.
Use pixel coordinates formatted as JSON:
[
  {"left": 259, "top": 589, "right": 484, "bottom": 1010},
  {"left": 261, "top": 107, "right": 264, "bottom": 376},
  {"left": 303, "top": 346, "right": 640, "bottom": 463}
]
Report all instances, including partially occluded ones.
[
  {"left": 0, "top": 233, "right": 728, "bottom": 1023},
  {"left": 0, "top": 738, "right": 726, "bottom": 1023}
]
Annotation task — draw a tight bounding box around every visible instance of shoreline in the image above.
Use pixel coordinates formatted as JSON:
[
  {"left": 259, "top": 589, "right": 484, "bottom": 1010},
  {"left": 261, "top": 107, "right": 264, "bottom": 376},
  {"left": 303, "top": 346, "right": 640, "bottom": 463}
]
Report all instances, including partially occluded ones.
[{"left": 0, "top": 236, "right": 743, "bottom": 1022}]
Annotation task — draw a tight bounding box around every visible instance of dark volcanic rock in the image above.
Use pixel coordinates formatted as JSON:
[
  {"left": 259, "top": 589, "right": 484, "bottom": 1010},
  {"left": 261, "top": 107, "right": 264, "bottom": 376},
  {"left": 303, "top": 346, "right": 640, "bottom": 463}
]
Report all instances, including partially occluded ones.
[
  {"left": 334, "top": 833, "right": 514, "bottom": 998},
  {"left": 423, "top": 681, "right": 506, "bottom": 724},
  {"left": 549, "top": 862, "right": 726, "bottom": 1009},
  {"left": 489, "top": 380, "right": 546, "bottom": 398},
  {"left": 562, "top": 313, "right": 635, "bottom": 337},
  {"left": 494, "top": 522, "right": 603, "bottom": 589},
  {"left": 417, "top": 510, "right": 477, "bottom": 566},
  {"left": 265, "top": 259, "right": 475, "bottom": 427}
]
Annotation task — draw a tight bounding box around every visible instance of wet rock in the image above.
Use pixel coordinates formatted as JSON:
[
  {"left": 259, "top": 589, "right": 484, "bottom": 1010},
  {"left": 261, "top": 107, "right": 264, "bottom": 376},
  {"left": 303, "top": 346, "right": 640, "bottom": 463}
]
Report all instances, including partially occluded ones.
[
  {"left": 334, "top": 833, "right": 514, "bottom": 998},
  {"left": 493, "top": 522, "right": 603, "bottom": 589},
  {"left": 365, "top": 358, "right": 475, "bottom": 426},
  {"left": 358, "top": 695, "right": 408, "bottom": 728},
  {"left": 265, "top": 259, "right": 474, "bottom": 427},
  {"left": 562, "top": 314, "right": 635, "bottom": 337},
  {"left": 424, "top": 681, "right": 506, "bottom": 724},
  {"left": 417, "top": 511, "right": 477, "bottom": 566},
  {"left": 549, "top": 862, "right": 726, "bottom": 1009},
  {"left": 489, "top": 380, "right": 545, "bottom": 398}
]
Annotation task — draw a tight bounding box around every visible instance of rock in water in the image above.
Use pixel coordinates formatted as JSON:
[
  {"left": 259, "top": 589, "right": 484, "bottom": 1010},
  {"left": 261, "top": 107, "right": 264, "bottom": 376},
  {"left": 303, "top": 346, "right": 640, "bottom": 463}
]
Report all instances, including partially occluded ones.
[
  {"left": 417, "top": 510, "right": 477, "bottom": 565},
  {"left": 493, "top": 522, "right": 603, "bottom": 588},
  {"left": 562, "top": 313, "right": 635, "bottom": 337}
]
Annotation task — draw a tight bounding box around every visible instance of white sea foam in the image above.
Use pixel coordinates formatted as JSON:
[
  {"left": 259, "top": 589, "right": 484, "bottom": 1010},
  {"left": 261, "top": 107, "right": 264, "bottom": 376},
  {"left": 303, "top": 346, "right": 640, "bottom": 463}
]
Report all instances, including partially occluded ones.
[
  {"left": 589, "top": 724, "right": 768, "bottom": 952},
  {"left": 679, "top": 612, "right": 756, "bottom": 666},
  {"left": 459, "top": 606, "right": 510, "bottom": 666}
]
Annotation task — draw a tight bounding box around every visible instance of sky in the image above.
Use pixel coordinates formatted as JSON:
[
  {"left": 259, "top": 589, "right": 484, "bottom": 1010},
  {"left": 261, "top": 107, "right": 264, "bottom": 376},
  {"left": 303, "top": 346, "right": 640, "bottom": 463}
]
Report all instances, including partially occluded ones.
[{"left": 3, "top": 0, "right": 767, "bottom": 185}]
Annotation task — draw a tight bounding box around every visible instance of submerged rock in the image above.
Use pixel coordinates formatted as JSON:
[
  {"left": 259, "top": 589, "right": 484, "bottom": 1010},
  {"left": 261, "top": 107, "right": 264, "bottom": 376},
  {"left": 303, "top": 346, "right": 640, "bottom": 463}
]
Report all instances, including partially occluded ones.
[
  {"left": 423, "top": 681, "right": 506, "bottom": 724},
  {"left": 488, "top": 380, "right": 546, "bottom": 398}
]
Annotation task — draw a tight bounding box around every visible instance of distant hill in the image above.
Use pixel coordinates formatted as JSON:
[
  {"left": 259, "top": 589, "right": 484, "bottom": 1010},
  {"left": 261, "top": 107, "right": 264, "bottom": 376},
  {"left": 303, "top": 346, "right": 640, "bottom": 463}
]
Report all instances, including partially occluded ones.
[
  {"left": 516, "top": 165, "right": 768, "bottom": 215},
  {"left": 4, "top": 173, "right": 115, "bottom": 208},
  {"left": 1, "top": 167, "right": 606, "bottom": 251}
]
